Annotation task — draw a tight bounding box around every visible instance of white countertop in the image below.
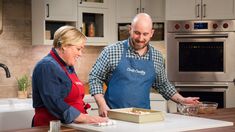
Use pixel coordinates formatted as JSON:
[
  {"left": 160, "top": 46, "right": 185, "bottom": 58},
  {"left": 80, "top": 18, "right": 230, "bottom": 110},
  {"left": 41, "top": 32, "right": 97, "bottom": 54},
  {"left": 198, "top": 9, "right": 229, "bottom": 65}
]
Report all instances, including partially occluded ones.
[
  {"left": 0, "top": 98, "right": 33, "bottom": 112},
  {"left": 66, "top": 113, "right": 233, "bottom": 132}
]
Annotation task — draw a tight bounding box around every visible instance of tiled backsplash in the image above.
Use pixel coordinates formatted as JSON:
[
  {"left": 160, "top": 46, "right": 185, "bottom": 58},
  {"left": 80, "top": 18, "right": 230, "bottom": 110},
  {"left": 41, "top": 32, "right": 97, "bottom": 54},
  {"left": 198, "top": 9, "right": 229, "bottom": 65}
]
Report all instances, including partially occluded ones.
[{"left": 0, "top": 0, "right": 166, "bottom": 98}]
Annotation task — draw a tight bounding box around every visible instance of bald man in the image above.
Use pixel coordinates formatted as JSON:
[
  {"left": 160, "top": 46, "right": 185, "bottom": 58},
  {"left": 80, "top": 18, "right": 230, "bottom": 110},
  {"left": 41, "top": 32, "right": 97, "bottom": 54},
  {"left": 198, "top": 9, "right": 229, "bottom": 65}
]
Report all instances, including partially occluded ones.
[{"left": 89, "top": 13, "right": 199, "bottom": 117}]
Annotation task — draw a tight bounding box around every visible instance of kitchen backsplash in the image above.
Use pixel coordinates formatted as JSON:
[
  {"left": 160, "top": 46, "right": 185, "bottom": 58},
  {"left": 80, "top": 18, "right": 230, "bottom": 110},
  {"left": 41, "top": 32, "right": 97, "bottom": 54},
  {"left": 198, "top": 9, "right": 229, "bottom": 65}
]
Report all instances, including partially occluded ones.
[{"left": 0, "top": 0, "right": 166, "bottom": 98}]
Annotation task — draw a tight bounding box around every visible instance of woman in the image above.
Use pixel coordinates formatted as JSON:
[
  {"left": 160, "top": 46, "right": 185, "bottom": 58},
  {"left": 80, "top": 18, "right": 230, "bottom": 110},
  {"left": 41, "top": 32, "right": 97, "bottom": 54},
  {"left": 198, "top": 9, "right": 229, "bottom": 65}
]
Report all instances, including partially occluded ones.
[{"left": 32, "top": 26, "right": 107, "bottom": 126}]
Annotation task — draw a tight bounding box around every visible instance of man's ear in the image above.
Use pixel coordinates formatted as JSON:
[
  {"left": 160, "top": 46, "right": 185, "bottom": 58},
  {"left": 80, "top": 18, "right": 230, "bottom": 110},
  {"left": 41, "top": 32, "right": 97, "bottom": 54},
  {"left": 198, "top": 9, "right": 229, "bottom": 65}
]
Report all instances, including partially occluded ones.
[
  {"left": 151, "top": 29, "right": 155, "bottom": 37},
  {"left": 128, "top": 25, "right": 132, "bottom": 33}
]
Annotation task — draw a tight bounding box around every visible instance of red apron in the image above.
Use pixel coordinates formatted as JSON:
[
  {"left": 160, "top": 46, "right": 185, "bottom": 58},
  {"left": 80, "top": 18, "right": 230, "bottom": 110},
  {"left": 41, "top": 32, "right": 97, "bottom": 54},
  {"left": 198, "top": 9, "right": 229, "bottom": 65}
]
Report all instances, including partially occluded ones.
[{"left": 33, "top": 50, "right": 90, "bottom": 126}]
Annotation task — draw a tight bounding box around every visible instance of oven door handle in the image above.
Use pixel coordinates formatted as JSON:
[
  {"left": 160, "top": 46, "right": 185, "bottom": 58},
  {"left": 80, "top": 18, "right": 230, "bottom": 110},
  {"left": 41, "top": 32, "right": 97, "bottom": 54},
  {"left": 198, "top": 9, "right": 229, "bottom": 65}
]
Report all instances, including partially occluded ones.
[
  {"left": 174, "top": 82, "right": 229, "bottom": 88},
  {"left": 175, "top": 34, "right": 228, "bottom": 39}
]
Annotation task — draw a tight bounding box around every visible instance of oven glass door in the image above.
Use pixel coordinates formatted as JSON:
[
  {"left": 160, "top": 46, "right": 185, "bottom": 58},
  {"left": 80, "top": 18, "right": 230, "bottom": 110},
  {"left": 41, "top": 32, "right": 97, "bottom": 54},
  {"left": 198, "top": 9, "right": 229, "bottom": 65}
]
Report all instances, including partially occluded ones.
[
  {"left": 166, "top": 33, "right": 234, "bottom": 82},
  {"left": 179, "top": 41, "right": 224, "bottom": 72},
  {"left": 174, "top": 33, "right": 227, "bottom": 74}
]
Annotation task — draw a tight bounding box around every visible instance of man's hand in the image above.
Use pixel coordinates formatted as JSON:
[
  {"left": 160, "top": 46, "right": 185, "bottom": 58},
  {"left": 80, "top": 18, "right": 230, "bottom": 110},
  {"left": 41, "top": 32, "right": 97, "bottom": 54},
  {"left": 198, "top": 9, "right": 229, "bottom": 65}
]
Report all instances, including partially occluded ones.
[
  {"left": 98, "top": 104, "right": 110, "bottom": 117},
  {"left": 171, "top": 93, "right": 200, "bottom": 105},
  {"left": 94, "top": 94, "right": 110, "bottom": 117}
]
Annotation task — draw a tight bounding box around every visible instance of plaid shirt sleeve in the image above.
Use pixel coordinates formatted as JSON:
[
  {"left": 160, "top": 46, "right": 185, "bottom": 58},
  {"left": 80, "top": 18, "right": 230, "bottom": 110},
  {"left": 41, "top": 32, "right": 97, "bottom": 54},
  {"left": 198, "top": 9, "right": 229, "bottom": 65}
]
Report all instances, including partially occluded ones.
[
  {"left": 89, "top": 42, "right": 123, "bottom": 96},
  {"left": 151, "top": 47, "right": 177, "bottom": 100},
  {"left": 89, "top": 47, "right": 110, "bottom": 95}
]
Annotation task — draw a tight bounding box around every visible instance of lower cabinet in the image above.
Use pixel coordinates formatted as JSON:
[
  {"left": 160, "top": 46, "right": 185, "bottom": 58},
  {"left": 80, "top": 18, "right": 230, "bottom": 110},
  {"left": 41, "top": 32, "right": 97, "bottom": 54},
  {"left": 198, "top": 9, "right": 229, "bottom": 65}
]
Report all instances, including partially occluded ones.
[
  {"left": 0, "top": 110, "right": 34, "bottom": 131},
  {"left": 85, "top": 93, "right": 167, "bottom": 116},
  {"left": 150, "top": 93, "right": 167, "bottom": 112}
]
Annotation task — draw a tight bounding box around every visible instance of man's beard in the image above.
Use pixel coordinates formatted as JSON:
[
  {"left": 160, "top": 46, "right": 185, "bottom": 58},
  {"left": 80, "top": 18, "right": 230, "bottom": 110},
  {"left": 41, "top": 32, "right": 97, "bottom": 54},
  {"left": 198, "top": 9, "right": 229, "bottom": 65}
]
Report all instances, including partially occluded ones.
[{"left": 131, "top": 39, "right": 149, "bottom": 51}]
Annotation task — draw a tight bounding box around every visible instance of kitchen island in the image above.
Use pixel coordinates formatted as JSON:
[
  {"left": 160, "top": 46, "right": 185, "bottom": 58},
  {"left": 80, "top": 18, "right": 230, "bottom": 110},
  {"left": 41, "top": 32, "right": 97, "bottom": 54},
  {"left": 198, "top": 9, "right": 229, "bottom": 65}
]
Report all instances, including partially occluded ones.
[
  {"left": 188, "top": 107, "right": 235, "bottom": 132},
  {"left": 11, "top": 108, "right": 235, "bottom": 132}
]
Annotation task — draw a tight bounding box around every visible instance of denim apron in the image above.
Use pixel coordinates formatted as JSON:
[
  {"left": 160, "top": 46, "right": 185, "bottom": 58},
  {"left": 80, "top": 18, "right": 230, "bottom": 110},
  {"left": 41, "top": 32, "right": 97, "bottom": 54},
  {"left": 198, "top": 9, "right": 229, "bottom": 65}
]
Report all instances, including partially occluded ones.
[{"left": 104, "top": 40, "right": 156, "bottom": 109}]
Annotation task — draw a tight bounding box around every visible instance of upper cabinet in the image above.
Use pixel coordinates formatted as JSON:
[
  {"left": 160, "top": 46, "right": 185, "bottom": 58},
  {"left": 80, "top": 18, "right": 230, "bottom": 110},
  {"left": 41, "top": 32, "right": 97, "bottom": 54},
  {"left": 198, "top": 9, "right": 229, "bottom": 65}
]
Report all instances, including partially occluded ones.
[
  {"left": 78, "top": 0, "right": 114, "bottom": 46},
  {"left": 116, "top": 0, "right": 165, "bottom": 23},
  {"left": 77, "top": 0, "right": 116, "bottom": 45},
  {"left": 166, "top": 0, "right": 235, "bottom": 20},
  {"left": 32, "top": 0, "right": 116, "bottom": 46},
  {"left": 32, "top": 0, "right": 77, "bottom": 45},
  {"left": 78, "top": 7, "right": 109, "bottom": 45},
  {"left": 141, "top": 0, "right": 165, "bottom": 22},
  {"left": 45, "top": 0, "right": 77, "bottom": 21},
  {"left": 116, "top": 0, "right": 165, "bottom": 42},
  {"left": 78, "top": 0, "right": 108, "bottom": 8}
]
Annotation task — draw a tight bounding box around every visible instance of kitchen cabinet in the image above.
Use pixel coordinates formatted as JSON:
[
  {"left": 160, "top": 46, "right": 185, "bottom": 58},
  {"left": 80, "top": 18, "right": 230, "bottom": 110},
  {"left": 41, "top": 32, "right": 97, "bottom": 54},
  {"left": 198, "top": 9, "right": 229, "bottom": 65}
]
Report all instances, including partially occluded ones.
[
  {"left": 166, "top": 0, "right": 235, "bottom": 20},
  {"left": 77, "top": 0, "right": 116, "bottom": 45},
  {"left": 78, "top": 0, "right": 108, "bottom": 8},
  {"left": 0, "top": 98, "right": 34, "bottom": 131},
  {"left": 78, "top": 7, "right": 109, "bottom": 45},
  {"left": 32, "top": 0, "right": 77, "bottom": 45},
  {"left": 150, "top": 93, "right": 167, "bottom": 112},
  {"left": 116, "top": 0, "right": 165, "bottom": 42},
  {"left": 116, "top": 0, "right": 165, "bottom": 23},
  {"left": 45, "top": 0, "right": 77, "bottom": 21},
  {"left": 84, "top": 93, "right": 167, "bottom": 116}
]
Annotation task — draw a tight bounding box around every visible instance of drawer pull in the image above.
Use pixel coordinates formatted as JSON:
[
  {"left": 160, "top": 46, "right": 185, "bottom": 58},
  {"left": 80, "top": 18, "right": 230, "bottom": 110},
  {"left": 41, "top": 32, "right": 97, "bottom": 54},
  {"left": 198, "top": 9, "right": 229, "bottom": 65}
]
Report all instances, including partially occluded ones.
[{"left": 91, "top": 108, "right": 98, "bottom": 110}]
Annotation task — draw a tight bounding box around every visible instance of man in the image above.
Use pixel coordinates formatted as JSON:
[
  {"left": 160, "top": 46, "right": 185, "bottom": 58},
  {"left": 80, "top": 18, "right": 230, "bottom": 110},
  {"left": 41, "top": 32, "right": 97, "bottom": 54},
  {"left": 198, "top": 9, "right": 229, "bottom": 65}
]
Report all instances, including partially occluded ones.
[{"left": 89, "top": 13, "right": 199, "bottom": 117}]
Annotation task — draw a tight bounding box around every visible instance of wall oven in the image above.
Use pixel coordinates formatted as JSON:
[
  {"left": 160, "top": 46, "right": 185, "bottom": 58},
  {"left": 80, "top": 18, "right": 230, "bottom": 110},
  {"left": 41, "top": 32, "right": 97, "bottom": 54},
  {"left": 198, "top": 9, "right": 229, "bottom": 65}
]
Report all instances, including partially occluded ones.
[
  {"left": 166, "top": 20, "right": 235, "bottom": 110},
  {"left": 167, "top": 20, "right": 235, "bottom": 82}
]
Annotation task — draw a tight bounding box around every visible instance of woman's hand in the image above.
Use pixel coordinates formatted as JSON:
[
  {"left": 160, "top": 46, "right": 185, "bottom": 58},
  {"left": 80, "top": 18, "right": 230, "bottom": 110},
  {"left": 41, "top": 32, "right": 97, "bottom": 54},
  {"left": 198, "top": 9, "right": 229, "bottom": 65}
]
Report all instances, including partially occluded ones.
[{"left": 74, "top": 113, "right": 108, "bottom": 124}]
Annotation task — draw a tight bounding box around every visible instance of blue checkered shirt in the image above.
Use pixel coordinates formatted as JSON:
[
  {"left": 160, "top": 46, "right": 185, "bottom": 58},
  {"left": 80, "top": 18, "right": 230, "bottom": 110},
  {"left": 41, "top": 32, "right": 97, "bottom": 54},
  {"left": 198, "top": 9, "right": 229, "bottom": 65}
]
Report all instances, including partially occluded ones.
[{"left": 89, "top": 39, "right": 177, "bottom": 100}]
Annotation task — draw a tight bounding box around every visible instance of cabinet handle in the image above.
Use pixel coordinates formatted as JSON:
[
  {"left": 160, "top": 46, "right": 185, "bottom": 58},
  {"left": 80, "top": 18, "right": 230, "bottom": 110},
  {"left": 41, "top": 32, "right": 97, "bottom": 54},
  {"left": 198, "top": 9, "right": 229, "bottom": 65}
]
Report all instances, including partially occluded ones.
[
  {"left": 137, "top": 8, "right": 139, "bottom": 13},
  {"left": 46, "top": 4, "right": 49, "bottom": 18},
  {"left": 142, "top": 8, "right": 145, "bottom": 13},
  {"left": 203, "top": 4, "right": 206, "bottom": 18},
  {"left": 196, "top": 4, "right": 200, "bottom": 18},
  {"left": 91, "top": 108, "right": 99, "bottom": 110},
  {"left": 80, "top": 0, "right": 82, "bottom": 4}
]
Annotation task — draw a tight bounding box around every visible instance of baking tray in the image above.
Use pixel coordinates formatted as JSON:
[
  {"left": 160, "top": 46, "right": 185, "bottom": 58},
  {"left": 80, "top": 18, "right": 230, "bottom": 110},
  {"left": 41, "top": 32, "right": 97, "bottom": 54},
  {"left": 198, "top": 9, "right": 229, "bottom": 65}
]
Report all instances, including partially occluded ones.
[{"left": 107, "top": 107, "right": 164, "bottom": 123}]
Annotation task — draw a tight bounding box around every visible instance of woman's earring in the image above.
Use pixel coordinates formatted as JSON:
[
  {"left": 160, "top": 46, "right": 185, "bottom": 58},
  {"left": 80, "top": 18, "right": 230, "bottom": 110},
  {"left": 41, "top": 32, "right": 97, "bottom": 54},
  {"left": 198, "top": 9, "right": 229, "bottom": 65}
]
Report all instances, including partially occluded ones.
[{"left": 58, "top": 41, "right": 62, "bottom": 47}]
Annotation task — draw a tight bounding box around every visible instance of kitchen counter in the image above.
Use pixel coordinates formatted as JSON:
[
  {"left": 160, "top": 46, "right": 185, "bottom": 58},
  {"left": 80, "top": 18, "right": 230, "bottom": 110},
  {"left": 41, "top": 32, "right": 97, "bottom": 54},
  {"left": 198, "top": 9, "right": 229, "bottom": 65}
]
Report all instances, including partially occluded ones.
[
  {"left": 10, "top": 108, "right": 235, "bottom": 132},
  {"left": 188, "top": 107, "right": 235, "bottom": 132}
]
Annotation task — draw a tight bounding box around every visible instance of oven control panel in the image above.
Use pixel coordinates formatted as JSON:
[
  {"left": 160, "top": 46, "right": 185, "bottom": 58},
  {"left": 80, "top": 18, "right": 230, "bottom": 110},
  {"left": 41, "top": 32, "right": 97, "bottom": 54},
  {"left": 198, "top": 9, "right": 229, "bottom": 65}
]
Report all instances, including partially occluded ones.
[{"left": 167, "top": 20, "right": 235, "bottom": 32}]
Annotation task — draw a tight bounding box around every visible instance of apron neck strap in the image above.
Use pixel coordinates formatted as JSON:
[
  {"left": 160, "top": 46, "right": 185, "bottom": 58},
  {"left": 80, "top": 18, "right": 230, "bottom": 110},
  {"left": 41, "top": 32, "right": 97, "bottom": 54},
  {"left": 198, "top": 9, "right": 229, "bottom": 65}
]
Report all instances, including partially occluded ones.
[
  {"left": 50, "top": 49, "right": 68, "bottom": 72},
  {"left": 124, "top": 39, "right": 153, "bottom": 60}
]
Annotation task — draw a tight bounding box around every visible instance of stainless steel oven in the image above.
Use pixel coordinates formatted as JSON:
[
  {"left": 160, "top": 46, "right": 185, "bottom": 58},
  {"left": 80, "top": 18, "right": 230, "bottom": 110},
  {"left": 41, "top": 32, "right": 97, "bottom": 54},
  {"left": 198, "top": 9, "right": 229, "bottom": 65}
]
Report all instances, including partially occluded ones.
[
  {"left": 166, "top": 20, "right": 235, "bottom": 110},
  {"left": 167, "top": 20, "right": 235, "bottom": 82}
]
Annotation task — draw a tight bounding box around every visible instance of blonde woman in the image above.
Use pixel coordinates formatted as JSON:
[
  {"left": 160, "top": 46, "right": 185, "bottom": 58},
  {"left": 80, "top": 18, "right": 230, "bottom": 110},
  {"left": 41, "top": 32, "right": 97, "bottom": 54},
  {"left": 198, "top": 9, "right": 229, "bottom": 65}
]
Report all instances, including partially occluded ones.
[{"left": 32, "top": 26, "right": 107, "bottom": 126}]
